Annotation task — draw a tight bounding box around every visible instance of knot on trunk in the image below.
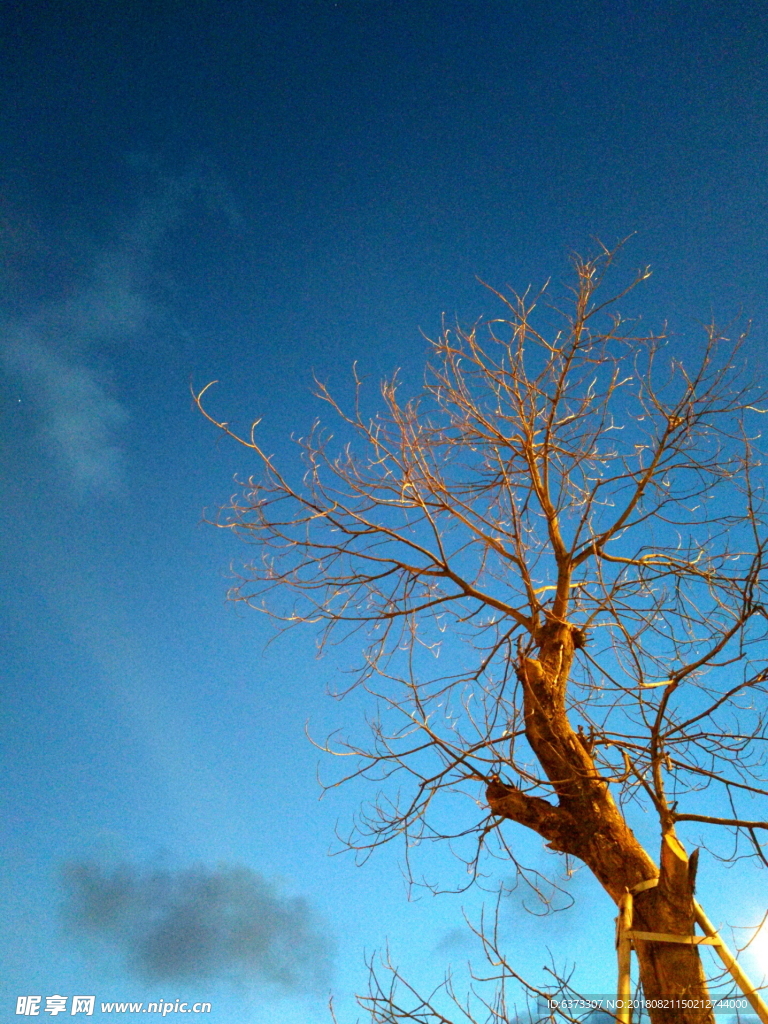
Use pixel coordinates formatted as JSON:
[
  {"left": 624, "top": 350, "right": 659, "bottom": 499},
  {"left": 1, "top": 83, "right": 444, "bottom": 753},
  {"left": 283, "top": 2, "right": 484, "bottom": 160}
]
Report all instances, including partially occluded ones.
[{"left": 533, "top": 618, "right": 586, "bottom": 651}]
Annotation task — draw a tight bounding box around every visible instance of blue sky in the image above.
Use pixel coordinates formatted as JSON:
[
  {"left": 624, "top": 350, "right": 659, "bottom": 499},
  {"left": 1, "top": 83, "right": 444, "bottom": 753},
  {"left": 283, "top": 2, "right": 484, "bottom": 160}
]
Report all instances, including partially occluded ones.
[{"left": 2, "top": 2, "right": 768, "bottom": 1022}]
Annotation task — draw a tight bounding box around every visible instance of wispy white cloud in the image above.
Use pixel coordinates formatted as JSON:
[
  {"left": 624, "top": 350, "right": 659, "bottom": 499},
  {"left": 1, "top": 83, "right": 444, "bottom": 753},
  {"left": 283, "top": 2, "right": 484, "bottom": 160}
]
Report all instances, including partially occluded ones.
[
  {"left": 1, "top": 234, "right": 148, "bottom": 497},
  {"left": 1, "top": 161, "right": 241, "bottom": 497},
  {"left": 3, "top": 329, "right": 130, "bottom": 494}
]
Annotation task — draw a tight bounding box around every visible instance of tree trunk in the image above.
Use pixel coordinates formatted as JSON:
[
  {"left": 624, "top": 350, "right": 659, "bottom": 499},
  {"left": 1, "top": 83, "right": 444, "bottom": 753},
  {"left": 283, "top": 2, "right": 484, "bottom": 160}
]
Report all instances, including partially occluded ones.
[
  {"left": 486, "top": 620, "right": 716, "bottom": 1024},
  {"left": 630, "top": 835, "right": 714, "bottom": 1024}
]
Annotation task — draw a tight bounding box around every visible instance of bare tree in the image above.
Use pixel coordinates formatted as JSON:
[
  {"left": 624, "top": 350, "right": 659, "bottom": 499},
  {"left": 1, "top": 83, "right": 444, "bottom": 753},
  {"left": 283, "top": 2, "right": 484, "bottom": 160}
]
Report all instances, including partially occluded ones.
[{"left": 196, "top": 246, "right": 768, "bottom": 1024}]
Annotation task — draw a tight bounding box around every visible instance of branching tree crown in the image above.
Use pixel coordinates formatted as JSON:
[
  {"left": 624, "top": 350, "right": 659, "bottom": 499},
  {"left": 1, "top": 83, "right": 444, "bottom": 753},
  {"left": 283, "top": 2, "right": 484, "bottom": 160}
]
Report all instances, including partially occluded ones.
[{"left": 197, "top": 247, "right": 768, "bottom": 1024}]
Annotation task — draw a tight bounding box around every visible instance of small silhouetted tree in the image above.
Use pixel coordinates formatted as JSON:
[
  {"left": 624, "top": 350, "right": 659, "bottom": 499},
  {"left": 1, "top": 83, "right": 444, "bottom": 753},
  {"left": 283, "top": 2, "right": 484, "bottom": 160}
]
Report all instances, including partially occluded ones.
[{"left": 196, "top": 246, "right": 768, "bottom": 1024}]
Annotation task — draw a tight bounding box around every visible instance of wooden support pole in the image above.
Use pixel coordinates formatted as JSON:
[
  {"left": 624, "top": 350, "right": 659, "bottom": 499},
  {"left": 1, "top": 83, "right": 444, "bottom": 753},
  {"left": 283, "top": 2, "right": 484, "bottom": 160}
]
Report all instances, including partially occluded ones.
[
  {"left": 625, "top": 931, "right": 720, "bottom": 945},
  {"left": 616, "top": 891, "right": 634, "bottom": 1024},
  {"left": 614, "top": 881, "right": 766, "bottom": 1024},
  {"left": 693, "top": 901, "right": 768, "bottom": 1024}
]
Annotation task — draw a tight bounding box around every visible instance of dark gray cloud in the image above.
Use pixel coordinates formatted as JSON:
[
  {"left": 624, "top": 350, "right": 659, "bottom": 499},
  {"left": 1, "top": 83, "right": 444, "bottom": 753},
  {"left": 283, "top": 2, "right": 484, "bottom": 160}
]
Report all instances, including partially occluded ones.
[
  {"left": 432, "top": 927, "right": 475, "bottom": 954},
  {"left": 61, "top": 861, "right": 334, "bottom": 993}
]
